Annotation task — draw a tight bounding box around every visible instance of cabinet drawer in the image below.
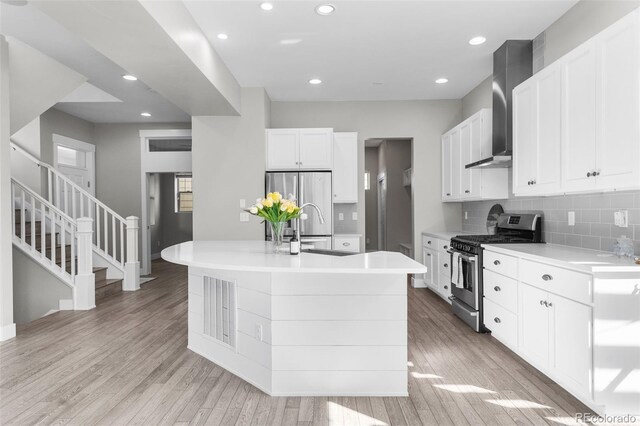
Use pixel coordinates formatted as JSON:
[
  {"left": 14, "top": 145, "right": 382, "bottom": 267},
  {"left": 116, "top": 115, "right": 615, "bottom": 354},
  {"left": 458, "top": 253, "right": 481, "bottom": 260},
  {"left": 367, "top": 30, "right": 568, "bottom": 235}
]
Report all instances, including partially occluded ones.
[
  {"left": 439, "top": 239, "right": 451, "bottom": 253},
  {"left": 483, "top": 298, "right": 517, "bottom": 348},
  {"left": 422, "top": 235, "right": 438, "bottom": 248},
  {"left": 333, "top": 236, "right": 360, "bottom": 253},
  {"left": 438, "top": 274, "right": 451, "bottom": 299},
  {"left": 520, "top": 260, "right": 592, "bottom": 305},
  {"left": 439, "top": 255, "right": 451, "bottom": 280},
  {"left": 483, "top": 250, "right": 518, "bottom": 278},
  {"left": 483, "top": 270, "right": 517, "bottom": 313}
]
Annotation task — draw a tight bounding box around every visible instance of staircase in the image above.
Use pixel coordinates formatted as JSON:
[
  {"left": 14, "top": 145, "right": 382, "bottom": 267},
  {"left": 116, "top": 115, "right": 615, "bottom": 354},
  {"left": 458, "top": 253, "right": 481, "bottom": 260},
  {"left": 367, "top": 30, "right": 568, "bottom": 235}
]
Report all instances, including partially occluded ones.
[{"left": 10, "top": 141, "right": 140, "bottom": 311}]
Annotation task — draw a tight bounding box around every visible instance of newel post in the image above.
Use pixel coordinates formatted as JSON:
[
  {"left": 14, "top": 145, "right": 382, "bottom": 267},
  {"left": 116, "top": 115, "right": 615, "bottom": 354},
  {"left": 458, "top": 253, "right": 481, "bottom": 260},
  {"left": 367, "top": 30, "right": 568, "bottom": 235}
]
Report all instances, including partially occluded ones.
[
  {"left": 74, "top": 217, "right": 95, "bottom": 310},
  {"left": 124, "top": 216, "right": 140, "bottom": 291}
]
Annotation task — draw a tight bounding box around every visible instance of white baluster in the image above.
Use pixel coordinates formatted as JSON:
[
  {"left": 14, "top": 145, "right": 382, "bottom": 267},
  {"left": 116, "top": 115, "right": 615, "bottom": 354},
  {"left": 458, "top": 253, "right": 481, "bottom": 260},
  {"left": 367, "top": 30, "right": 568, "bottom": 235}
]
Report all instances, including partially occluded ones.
[
  {"left": 40, "top": 203, "right": 46, "bottom": 261},
  {"left": 47, "top": 168, "right": 52, "bottom": 204},
  {"left": 74, "top": 217, "right": 94, "bottom": 310},
  {"left": 96, "top": 205, "right": 101, "bottom": 250},
  {"left": 111, "top": 215, "right": 116, "bottom": 258},
  {"left": 11, "top": 183, "right": 15, "bottom": 238},
  {"left": 119, "top": 221, "right": 124, "bottom": 267},
  {"left": 123, "top": 216, "right": 140, "bottom": 291},
  {"left": 50, "top": 210, "right": 56, "bottom": 266},
  {"left": 20, "top": 190, "right": 25, "bottom": 245},
  {"left": 30, "top": 195, "right": 35, "bottom": 251}
]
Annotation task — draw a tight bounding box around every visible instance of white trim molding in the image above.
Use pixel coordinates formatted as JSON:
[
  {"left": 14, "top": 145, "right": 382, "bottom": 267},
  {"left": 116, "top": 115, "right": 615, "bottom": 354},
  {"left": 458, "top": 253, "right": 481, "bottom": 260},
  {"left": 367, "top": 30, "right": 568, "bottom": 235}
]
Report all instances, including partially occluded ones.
[{"left": 0, "top": 323, "right": 16, "bottom": 341}]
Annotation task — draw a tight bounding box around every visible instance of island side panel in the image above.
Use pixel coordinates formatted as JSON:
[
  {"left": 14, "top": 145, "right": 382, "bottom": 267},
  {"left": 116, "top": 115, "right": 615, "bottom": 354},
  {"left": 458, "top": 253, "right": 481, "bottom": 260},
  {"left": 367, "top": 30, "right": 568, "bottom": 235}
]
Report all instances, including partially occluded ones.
[
  {"left": 270, "top": 272, "right": 408, "bottom": 396},
  {"left": 187, "top": 266, "right": 274, "bottom": 394}
]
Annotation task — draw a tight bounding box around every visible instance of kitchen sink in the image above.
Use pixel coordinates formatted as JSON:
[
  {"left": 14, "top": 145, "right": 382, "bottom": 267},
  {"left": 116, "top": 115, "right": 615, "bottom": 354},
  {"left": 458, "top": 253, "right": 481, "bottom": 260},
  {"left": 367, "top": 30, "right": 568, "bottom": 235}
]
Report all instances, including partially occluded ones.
[{"left": 302, "top": 248, "right": 357, "bottom": 256}]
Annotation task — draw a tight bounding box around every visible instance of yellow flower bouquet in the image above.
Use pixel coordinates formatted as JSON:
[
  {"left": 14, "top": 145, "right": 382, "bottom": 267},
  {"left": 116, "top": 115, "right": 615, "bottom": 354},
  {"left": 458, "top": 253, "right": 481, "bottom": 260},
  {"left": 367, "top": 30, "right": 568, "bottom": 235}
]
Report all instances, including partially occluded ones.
[{"left": 247, "top": 192, "right": 301, "bottom": 252}]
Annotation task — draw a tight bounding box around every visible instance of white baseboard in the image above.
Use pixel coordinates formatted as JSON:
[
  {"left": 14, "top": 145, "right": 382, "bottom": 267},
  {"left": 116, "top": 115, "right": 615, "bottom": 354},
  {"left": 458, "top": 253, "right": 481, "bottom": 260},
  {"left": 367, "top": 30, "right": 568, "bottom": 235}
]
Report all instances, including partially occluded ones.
[
  {"left": 0, "top": 323, "right": 16, "bottom": 341},
  {"left": 59, "top": 299, "right": 74, "bottom": 310}
]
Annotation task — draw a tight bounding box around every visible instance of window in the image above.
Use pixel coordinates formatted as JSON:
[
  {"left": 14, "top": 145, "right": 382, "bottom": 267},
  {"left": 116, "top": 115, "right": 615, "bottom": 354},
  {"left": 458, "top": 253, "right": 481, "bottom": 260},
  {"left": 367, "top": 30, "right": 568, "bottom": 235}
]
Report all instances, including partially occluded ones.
[{"left": 175, "top": 174, "right": 193, "bottom": 213}]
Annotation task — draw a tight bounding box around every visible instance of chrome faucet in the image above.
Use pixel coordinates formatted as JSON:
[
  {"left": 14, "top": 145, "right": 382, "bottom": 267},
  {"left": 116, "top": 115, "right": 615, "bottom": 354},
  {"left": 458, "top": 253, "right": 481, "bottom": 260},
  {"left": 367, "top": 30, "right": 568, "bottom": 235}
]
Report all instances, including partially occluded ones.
[{"left": 295, "top": 202, "right": 325, "bottom": 233}]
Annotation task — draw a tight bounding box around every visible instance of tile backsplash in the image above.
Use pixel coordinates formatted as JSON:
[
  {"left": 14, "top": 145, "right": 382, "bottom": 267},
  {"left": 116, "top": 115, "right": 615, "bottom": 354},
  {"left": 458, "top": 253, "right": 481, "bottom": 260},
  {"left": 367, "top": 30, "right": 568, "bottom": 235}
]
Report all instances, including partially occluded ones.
[{"left": 462, "top": 190, "right": 640, "bottom": 255}]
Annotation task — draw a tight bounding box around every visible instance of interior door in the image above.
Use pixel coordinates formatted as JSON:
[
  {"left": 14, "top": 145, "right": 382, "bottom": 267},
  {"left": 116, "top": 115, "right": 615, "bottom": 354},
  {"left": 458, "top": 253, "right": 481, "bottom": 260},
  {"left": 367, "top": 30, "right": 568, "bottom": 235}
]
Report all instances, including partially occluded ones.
[
  {"left": 562, "top": 41, "right": 597, "bottom": 192},
  {"left": 519, "top": 283, "right": 550, "bottom": 368},
  {"left": 54, "top": 139, "right": 95, "bottom": 220}
]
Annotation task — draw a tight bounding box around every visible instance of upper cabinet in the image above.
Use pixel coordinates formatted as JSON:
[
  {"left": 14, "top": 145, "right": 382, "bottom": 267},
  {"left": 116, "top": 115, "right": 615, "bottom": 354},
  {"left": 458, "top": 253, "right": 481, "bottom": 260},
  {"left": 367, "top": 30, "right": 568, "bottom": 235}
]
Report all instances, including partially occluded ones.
[
  {"left": 441, "top": 109, "right": 509, "bottom": 202},
  {"left": 513, "top": 9, "right": 640, "bottom": 196},
  {"left": 332, "top": 132, "right": 358, "bottom": 203},
  {"left": 266, "top": 128, "right": 333, "bottom": 170}
]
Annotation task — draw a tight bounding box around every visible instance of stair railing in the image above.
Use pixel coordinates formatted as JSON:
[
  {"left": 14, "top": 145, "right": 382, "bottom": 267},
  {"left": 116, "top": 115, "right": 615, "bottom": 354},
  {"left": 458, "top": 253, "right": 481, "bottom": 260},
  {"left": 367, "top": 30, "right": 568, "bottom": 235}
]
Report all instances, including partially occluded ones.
[
  {"left": 10, "top": 141, "right": 140, "bottom": 291},
  {"left": 11, "top": 178, "right": 96, "bottom": 309}
]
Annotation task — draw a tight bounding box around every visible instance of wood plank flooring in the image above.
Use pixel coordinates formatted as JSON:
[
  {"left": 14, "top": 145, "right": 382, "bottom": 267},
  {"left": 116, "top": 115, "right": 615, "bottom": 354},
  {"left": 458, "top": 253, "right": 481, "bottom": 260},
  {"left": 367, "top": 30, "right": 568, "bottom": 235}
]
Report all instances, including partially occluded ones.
[{"left": 0, "top": 260, "right": 595, "bottom": 425}]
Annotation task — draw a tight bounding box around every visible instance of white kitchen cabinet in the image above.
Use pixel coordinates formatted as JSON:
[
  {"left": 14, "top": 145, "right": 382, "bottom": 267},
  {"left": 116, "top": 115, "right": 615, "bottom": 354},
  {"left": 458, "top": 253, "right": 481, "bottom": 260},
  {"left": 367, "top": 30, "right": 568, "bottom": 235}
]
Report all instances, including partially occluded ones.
[
  {"left": 441, "top": 109, "right": 508, "bottom": 202},
  {"left": 332, "top": 132, "right": 358, "bottom": 203},
  {"left": 266, "top": 128, "right": 333, "bottom": 170},
  {"left": 519, "top": 283, "right": 551, "bottom": 368},
  {"left": 421, "top": 247, "right": 437, "bottom": 290},
  {"left": 420, "top": 235, "right": 451, "bottom": 302},
  {"left": 513, "top": 65, "right": 562, "bottom": 196},
  {"left": 333, "top": 235, "right": 360, "bottom": 253}
]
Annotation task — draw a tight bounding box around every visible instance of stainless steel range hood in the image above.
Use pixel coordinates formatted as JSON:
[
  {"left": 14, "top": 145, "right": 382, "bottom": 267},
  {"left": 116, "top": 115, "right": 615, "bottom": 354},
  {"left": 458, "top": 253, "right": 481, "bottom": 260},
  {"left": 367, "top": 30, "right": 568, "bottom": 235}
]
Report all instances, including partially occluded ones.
[{"left": 466, "top": 40, "right": 532, "bottom": 169}]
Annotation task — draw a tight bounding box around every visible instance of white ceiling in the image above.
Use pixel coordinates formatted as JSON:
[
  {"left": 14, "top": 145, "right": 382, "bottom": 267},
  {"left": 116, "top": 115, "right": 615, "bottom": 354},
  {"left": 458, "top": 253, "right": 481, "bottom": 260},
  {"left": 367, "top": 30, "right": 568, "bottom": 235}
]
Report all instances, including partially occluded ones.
[
  {"left": 184, "top": 0, "right": 577, "bottom": 102},
  {"left": 1, "top": 2, "right": 190, "bottom": 123}
]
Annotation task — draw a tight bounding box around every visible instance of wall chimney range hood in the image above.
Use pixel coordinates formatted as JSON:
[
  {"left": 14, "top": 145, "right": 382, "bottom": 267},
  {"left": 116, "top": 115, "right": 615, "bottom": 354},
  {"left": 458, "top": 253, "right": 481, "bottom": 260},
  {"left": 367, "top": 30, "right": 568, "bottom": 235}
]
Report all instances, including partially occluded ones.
[{"left": 466, "top": 40, "right": 532, "bottom": 169}]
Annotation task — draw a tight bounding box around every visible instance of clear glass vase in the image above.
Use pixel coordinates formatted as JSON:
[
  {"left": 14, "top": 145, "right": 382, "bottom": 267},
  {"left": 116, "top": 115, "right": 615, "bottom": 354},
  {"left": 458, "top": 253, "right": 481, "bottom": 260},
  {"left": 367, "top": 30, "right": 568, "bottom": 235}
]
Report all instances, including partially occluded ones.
[{"left": 268, "top": 221, "right": 287, "bottom": 254}]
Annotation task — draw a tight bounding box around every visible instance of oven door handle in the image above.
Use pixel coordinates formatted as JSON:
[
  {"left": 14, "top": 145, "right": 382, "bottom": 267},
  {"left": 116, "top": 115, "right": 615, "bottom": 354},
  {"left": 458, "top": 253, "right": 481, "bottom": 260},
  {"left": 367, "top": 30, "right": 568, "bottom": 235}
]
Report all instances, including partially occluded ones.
[{"left": 447, "top": 250, "right": 476, "bottom": 263}]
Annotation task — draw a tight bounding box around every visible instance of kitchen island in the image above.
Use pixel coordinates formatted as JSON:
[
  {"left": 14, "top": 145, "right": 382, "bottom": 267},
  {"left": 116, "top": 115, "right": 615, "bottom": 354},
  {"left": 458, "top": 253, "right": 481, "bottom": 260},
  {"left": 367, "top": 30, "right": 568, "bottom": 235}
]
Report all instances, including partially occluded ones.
[{"left": 162, "top": 241, "right": 427, "bottom": 396}]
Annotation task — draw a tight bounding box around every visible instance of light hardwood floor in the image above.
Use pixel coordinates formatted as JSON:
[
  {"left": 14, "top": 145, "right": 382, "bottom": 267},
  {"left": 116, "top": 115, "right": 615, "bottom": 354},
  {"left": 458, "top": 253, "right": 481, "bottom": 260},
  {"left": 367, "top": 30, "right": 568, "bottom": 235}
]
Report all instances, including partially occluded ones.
[{"left": 0, "top": 260, "right": 594, "bottom": 425}]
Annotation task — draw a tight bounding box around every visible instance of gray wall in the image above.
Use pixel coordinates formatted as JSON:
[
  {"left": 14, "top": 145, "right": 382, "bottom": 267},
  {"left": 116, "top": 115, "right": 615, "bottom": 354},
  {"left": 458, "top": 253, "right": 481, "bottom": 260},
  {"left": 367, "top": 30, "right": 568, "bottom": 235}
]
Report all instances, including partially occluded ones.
[
  {"left": 542, "top": 0, "right": 640, "bottom": 67},
  {"left": 158, "top": 172, "right": 192, "bottom": 251},
  {"left": 12, "top": 247, "right": 72, "bottom": 325},
  {"left": 462, "top": 191, "right": 640, "bottom": 254},
  {"left": 192, "top": 88, "right": 270, "bottom": 240},
  {"left": 333, "top": 203, "right": 359, "bottom": 235},
  {"left": 40, "top": 107, "right": 95, "bottom": 166},
  {"left": 379, "top": 140, "right": 412, "bottom": 253},
  {"left": 461, "top": 76, "right": 492, "bottom": 121},
  {"left": 92, "top": 122, "right": 191, "bottom": 223},
  {"left": 271, "top": 100, "right": 462, "bottom": 260},
  {"left": 364, "top": 147, "right": 379, "bottom": 250}
]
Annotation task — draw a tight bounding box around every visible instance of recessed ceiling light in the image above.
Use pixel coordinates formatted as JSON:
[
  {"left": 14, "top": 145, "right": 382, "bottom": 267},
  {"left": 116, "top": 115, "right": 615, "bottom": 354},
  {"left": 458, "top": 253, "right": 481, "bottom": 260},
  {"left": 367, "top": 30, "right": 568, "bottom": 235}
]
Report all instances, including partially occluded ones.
[
  {"left": 140, "top": 112, "right": 151, "bottom": 117},
  {"left": 260, "top": 2, "right": 273, "bottom": 11},
  {"left": 315, "top": 4, "right": 335, "bottom": 15},
  {"left": 435, "top": 78, "right": 449, "bottom": 84},
  {"left": 469, "top": 36, "right": 487, "bottom": 46},
  {"left": 217, "top": 33, "right": 228, "bottom": 40},
  {"left": 122, "top": 74, "right": 137, "bottom": 81},
  {"left": 309, "top": 78, "right": 322, "bottom": 85}
]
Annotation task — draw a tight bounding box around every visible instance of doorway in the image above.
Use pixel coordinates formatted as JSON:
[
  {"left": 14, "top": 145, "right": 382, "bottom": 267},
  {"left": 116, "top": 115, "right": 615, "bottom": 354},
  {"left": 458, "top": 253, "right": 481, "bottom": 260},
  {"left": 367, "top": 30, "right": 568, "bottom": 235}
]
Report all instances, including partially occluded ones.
[
  {"left": 364, "top": 138, "right": 413, "bottom": 256},
  {"left": 53, "top": 134, "right": 95, "bottom": 219}
]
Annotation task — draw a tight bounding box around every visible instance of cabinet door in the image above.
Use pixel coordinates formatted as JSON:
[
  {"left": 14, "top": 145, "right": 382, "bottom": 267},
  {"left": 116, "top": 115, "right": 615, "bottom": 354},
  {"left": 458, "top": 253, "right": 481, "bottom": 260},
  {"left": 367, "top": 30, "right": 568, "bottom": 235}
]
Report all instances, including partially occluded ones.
[
  {"left": 450, "top": 129, "right": 462, "bottom": 199},
  {"left": 513, "top": 79, "right": 538, "bottom": 195},
  {"left": 549, "top": 293, "right": 593, "bottom": 398},
  {"left": 441, "top": 134, "right": 453, "bottom": 200},
  {"left": 332, "top": 132, "right": 358, "bottom": 202},
  {"left": 422, "top": 247, "right": 436, "bottom": 289},
  {"left": 519, "top": 283, "right": 550, "bottom": 368},
  {"left": 562, "top": 42, "right": 598, "bottom": 192},
  {"left": 299, "top": 129, "right": 333, "bottom": 169},
  {"left": 535, "top": 66, "right": 562, "bottom": 193},
  {"left": 459, "top": 118, "right": 481, "bottom": 199},
  {"left": 266, "top": 129, "right": 300, "bottom": 170},
  {"left": 595, "top": 12, "right": 640, "bottom": 190}
]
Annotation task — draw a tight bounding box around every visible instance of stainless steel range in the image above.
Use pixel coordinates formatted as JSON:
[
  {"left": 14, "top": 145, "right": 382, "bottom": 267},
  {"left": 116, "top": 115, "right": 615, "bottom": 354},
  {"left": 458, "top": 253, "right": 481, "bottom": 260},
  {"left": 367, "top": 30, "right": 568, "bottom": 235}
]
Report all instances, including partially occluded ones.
[{"left": 449, "top": 213, "right": 543, "bottom": 332}]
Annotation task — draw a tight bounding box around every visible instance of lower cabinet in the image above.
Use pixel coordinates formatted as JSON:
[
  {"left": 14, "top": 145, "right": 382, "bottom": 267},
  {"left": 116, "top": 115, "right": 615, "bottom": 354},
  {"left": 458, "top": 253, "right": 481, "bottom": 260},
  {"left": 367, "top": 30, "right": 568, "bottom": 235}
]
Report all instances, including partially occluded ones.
[
  {"left": 422, "top": 247, "right": 437, "bottom": 290},
  {"left": 519, "top": 282, "right": 592, "bottom": 400},
  {"left": 333, "top": 235, "right": 360, "bottom": 253},
  {"left": 421, "top": 235, "right": 451, "bottom": 302}
]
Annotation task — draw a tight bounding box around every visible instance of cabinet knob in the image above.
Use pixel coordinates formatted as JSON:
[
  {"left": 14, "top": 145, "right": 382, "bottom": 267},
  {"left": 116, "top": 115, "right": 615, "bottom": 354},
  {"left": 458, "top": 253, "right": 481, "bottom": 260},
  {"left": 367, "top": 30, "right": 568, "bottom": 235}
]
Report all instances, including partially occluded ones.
[
  {"left": 494, "top": 317, "right": 501, "bottom": 323},
  {"left": 446, "top": 193, "right": 451, "bottom": 196},
  {"left": 493, "top": 260, "right": 500, "bottom": 266},
  {"left": 587, "top": 172, "right": 592, "bottom": 177},
  {"left": 426, "top": 253, "right": 431, "bottom": 256},
  {"left": 494, "top": 286, "right": 501, "bottom": 292},
  {"left": 540, "top": 300, "right": 545, "bottom": 306},
  {"left": 532, "top": 180, "right": 536, "bottom": 185},
  {"left": 427, "top": 241, "right": 431, "bottom": 245},
  {"left": 443, "top": 245, "right": 448, "bottom": 250},
  {"left": 548, "top": 302, "right": 553, "bottom": 307},
  {"left": 595, "top": 170, "right": 600, "bottom": 176},
  {"left": 444, "top": 285, "right": 449, "bottom": 290},
  {"left": 464, "top": 190, "right": 470, "bottom": 193},
  {"left": 444, "top": 263, "right": 448, "bottom": 268},
  {"left": 542, "top": 274, "right": 553, "bottom": 281},
  {"left": 342, "top": 242, "right": 350, "bottom": 246}
]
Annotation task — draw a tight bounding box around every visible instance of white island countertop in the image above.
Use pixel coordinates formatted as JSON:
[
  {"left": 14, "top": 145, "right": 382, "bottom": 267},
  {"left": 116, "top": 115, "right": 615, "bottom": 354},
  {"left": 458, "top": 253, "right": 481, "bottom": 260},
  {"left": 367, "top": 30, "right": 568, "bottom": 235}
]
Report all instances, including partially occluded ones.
[
  {"left": 162, "top": 241, "right": 427, "bottom": 274},
  {"left": 483, "top": 243, "right": 640, "bottom": 274}
]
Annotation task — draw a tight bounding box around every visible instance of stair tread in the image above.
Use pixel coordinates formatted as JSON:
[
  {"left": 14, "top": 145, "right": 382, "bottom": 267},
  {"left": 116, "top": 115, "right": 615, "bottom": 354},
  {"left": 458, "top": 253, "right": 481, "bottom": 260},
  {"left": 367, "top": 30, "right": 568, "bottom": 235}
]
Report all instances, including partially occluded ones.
[
  {"left": 93, "top": 266, "right": 107, "bottom": 272},
  {"left": 95, "top": 277, "right": 122, "bottom": 289}
]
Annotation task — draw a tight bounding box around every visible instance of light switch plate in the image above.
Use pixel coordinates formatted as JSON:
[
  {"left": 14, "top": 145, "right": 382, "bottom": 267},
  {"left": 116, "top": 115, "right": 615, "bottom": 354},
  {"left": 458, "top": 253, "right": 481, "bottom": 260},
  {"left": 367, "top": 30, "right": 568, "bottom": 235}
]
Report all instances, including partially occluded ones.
[
  {"left": 464, "top": 211, "right": 468, "bottom": 220},
  {"left": 338, "top": 213, "right": 344, "bottom": 221},
  {"left": 240, "top": 212, "right": 250, "bottom": 222},
  {"left": 614, "top": 210, "right": 628, "bottom": 228},
  {"left": 568, "top": 211, "right": 575, "bottom": 226},
  {"left": 352, "top": 212, "right": 358, "bottom": 221},
  {"left": 239, "top": 199, "right": 246, "bottom": 208}
]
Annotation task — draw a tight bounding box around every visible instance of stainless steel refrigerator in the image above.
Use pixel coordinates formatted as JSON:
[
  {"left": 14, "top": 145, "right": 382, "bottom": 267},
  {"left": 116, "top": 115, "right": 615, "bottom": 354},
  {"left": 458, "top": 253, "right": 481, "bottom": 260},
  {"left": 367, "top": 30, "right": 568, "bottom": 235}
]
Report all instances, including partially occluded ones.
[{"left": 265, "top": 172, "right": 332, "bottom": 249}]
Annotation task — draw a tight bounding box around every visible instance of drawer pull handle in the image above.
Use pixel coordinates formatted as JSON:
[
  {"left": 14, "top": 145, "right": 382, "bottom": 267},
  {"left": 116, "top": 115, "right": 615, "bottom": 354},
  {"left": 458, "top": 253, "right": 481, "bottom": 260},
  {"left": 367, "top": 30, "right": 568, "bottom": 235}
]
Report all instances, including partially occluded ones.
[
  {"left": 465, "top": 190, "right": 470, "bottom": 193},
  {"left": 493, "top": 260, "right": 501, "bottom": 266},
  {"left": 342, "top": 242, "right": 350, "bottom": 246},
  {"left": 443, "top": 245, "right": 448, "bottom": 250},
  {"left": 494, "top": 286, "right": 501, "bottom": 292},
  {"left": 426, "top": 253, "right": 431, "bottom": 257},
  {"left": 547, "top": 302, "right": 553, "bottom": 307},
  {"left": 427, "top": 241, "right": 432, "bottom": 245},
  {"left": 542, "top": 274, "right": 553, "bottom": 281},
  {"left": 444, "top": 285, "right": 448, "bottom": 290},
  {"left": 444, "top": 263, "right": 448, "bottom": 268},
  {"left": 494, "top": 317, "right": 501, "bottom": 324},
  {"left": 540, "top": 300, "right": 545, "bottom": 306}
]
